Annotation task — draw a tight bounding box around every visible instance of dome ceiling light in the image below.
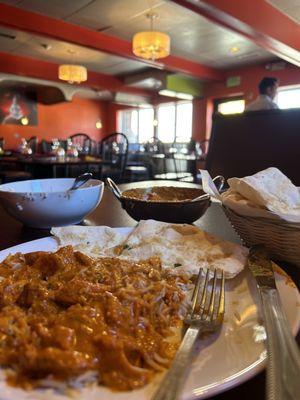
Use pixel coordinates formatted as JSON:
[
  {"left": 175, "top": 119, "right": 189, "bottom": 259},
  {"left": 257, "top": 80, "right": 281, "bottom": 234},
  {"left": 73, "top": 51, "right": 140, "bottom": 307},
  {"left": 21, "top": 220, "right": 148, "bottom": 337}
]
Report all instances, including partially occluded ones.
[
  {"left": 58, "top": 65, "right": 87, "bottom": 84},
  {"left": 132, "top": 13, "right": 170, "bottom": 61},
  {"left": 58, "top": 50, "right": 87, "bottom": 84}
]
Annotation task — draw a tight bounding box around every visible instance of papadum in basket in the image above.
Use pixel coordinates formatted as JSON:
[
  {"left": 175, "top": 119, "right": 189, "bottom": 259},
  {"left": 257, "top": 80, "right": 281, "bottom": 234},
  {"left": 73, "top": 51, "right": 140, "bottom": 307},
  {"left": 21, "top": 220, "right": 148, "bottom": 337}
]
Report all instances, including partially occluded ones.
[{"left": 223, "top": 205, "right": 300, "bottom": 267}]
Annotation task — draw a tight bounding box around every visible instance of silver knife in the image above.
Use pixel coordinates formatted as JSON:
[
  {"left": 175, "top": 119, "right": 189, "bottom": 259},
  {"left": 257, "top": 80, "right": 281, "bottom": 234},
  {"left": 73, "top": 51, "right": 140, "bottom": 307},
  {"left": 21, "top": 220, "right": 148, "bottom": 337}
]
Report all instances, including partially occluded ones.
[{"left": 248, "top": 246, "right": 300, "bottom": 400}]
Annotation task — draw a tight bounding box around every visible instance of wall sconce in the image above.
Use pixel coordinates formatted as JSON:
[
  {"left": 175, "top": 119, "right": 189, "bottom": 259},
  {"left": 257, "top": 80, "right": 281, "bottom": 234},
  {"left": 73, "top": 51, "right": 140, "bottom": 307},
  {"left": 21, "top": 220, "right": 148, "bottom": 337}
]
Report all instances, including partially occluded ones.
[
  {"left": 21, "top": 117, "right": 29, "bottom": 126},
  {"left": 95, "top": 120, "right": 102, "bottom": 129},
  {"left": 153, "top": 119, "right": 158, "bottom": 127}
]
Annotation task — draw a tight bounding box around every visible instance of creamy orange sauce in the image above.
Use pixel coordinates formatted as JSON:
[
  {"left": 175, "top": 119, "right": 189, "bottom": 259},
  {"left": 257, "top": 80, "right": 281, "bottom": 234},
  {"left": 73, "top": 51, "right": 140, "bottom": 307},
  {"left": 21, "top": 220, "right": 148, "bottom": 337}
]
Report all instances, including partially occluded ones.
[
  {"left": 0, "top": 247, "right": 188, "bottom": 391},
  {"left": 122, "top": 186, "right": 203, "bottom": 202}
]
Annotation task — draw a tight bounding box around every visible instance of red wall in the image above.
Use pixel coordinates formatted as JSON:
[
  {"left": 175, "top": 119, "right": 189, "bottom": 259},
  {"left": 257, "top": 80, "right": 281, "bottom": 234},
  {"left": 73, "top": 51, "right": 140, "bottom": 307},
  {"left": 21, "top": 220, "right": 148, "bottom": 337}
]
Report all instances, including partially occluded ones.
[
  {"left": 5, "top": 63, "right": 295, "bottom": 151},
  {"left": 0, "top": 97, "right": 108, "bottom": 149},
  {"left": 194, "top": 63, "right": 300, "bottom": 141}
]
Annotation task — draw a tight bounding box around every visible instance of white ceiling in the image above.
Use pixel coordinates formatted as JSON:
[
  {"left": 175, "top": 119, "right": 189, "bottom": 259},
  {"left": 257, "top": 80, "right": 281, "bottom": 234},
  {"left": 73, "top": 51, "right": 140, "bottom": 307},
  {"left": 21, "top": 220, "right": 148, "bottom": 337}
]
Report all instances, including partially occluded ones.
[
  {"left": 0, "top": 26, "right": 147, "bottom": 75},
  {"left": 0, "top": 0, "right": 275, "bottom": 70},
  {"left": 268, "top": 0, "right": 300, "bottom": 24}
]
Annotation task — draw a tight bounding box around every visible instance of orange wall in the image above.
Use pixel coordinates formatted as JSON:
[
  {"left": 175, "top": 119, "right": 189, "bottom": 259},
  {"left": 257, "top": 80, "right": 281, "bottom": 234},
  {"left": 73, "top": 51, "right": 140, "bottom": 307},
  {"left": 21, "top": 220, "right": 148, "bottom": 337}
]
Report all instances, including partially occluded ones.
[
  {"left": 194, "top": 63, "right": 300, "bottom": 141},
  {"left": 0, "top": 97, "right": 108, "bottom": 149},
  {"left": 6, "top": 63, "right": 294, "bottom": 150}
]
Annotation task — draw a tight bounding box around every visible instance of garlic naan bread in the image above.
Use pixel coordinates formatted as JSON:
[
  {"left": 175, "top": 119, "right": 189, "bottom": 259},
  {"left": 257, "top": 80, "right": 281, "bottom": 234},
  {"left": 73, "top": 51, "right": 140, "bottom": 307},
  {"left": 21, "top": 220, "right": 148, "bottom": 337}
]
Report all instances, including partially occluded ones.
[
  {"left": 51, "top": 221, "right": 247, "bottom": 279},
  {"left": 51, "top": 225, "right": 128, "bottom": 257},
  {"left": 228, "top": 167, "right": 300, "bottom": 214},
  {"left": 120, "top": 220, "right": 247, "bottom": 278}
]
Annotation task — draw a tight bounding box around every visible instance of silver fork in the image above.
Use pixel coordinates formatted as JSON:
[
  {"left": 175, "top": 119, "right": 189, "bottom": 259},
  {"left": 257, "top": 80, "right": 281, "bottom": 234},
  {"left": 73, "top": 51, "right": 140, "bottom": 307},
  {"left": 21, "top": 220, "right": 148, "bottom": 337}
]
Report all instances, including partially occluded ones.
[{"left": 151, "top": 267, "right": 225, "bottom": 400}]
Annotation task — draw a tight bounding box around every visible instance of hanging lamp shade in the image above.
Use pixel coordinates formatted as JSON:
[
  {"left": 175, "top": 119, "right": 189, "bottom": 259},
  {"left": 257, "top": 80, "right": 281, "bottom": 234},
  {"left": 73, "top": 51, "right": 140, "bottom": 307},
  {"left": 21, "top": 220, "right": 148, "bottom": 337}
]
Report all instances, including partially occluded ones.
[
  {"left": 58, "top": 64, "right": 87, "bottom": 84},
  {"left": 132, "top": 31, "right": 170, "bottom": 60}
]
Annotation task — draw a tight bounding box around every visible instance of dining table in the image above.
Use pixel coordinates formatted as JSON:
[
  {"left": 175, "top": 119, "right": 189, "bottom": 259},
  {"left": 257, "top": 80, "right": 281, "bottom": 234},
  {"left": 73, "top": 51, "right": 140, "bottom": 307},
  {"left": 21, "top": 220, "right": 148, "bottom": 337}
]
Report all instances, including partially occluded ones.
[
  {"left": 129, "top": 152, "right": 202, "bottom": 181},
  {"left": 0, "top": 179, "right": 299, "bottom": 400},
  {"left": 0, "top": 154, "right": 112, "bottom": 178}
]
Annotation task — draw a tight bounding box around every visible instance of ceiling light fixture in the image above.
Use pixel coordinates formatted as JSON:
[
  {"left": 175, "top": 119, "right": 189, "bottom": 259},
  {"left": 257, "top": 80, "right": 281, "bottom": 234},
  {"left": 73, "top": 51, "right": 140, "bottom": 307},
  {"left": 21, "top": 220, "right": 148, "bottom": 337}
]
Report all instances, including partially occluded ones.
[
  {"left": 58, "top": 65, "right": 87, "bottom": 84},
  {"left": 58, "top": 50, "right": 87, "bottom": 84},
  {"left": 132, "top": 13, "right": 170, "bottom": 61},
  {"left": 229, "top": 46, "right": 240, "bottom": 54}
]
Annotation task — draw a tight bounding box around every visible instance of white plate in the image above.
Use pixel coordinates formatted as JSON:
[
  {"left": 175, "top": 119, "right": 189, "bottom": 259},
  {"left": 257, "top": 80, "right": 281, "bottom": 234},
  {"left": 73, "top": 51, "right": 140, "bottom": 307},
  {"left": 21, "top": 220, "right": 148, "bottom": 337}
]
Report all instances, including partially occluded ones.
[{"left": 0, "top": 230, "right": 299, "bottom": 400}]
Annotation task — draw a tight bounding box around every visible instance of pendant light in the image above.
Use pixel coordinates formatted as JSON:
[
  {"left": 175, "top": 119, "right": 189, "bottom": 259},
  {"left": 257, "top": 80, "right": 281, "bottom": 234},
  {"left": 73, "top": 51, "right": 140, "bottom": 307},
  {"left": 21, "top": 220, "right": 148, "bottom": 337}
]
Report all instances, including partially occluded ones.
[
  {"left": 58, "top": 50, "right": 87, "bottom": 84},
  {"left": 132, "top": 13, "right": 170, "bottom": 61}
]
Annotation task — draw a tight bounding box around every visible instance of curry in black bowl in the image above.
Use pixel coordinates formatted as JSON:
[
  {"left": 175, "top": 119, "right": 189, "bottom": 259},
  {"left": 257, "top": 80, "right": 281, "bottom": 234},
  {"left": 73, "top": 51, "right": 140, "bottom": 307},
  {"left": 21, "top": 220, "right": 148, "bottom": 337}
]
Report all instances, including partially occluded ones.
[{"left": 106, "top": 177, "right": 224, "bottom": 224}]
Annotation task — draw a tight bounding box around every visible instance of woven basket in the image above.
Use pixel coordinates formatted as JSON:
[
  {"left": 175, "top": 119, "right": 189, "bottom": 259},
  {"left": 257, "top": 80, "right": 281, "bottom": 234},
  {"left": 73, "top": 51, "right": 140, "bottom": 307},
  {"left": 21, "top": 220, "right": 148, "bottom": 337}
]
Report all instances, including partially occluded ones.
[{"left": 223, "top": 205, "right": 300, "bottom": 266}]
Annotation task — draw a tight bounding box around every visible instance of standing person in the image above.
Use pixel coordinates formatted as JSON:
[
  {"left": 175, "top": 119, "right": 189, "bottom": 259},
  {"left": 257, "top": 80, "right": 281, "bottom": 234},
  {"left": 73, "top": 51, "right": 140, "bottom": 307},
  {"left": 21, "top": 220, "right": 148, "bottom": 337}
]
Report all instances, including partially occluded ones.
[{"left": 245, "top": 77, "right": 279, "bottom": 111}]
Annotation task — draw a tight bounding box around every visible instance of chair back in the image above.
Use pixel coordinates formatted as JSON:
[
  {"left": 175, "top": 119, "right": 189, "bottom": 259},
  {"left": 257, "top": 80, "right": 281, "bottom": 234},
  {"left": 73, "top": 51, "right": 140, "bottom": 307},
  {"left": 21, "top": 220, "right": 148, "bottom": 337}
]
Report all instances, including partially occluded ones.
[
  {"left": 100, "top": 132, "right": 129, "bottom": 181},
  {"left": 27, "top": 136, "right": 38, "bottom": 153},
  {"left": 69, "top": 133, "right": 92, "bottom": 155},
  {"left": 40, "top": 139, "right": 68, "bottom": 154},
  {"left": 40, "top": 139, "right": 52, "bottom": 154},
  {"left": 165, "top": 140, "right": 196, "bottom": 155},
  {"left": 144, "top": 137, "right": 165, "bottom": 154},
  {"left": 89, "top": 139, "right": 98, "bottom": 156},
  {"left": 206, "top": 109, "right": 300, "bottom": 184}
]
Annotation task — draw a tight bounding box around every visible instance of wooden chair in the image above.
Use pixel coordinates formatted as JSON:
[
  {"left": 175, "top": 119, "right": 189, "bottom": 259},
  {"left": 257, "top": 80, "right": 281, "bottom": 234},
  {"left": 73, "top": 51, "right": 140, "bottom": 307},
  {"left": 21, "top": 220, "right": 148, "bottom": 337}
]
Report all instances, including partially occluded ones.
[{"left": 99, "top": 132, "right": 129, "bottom": 183}]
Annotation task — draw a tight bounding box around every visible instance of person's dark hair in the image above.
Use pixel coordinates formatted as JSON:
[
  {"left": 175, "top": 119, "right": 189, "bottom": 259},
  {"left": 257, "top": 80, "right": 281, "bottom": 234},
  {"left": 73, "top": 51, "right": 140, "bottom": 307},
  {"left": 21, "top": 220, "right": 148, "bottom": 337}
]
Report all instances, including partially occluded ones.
[{"left": 258, "top": 77, "right": 278, "bottom": 94}]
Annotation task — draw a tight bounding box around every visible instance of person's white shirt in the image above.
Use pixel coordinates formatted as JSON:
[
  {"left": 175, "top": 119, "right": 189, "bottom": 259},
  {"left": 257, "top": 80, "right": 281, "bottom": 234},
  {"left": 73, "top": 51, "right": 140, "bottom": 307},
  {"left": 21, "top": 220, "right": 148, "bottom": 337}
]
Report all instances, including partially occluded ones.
[{"left": 245, "top": 94, "right": 279, "bottom": 111}]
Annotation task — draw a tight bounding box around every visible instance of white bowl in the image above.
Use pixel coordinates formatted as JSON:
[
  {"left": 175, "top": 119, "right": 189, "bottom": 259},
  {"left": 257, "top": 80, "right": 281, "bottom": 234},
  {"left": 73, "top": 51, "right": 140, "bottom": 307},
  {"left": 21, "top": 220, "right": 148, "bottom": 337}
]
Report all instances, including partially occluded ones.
[{"left": 0, "top": 178, "right": 104, "bottom": 228}]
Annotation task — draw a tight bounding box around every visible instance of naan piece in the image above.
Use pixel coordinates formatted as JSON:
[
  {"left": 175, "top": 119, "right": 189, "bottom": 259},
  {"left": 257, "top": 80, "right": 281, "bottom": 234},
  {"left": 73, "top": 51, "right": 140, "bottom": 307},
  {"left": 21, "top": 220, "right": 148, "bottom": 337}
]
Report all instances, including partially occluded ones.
[
  {"left": 120, "top": 220, "right": 247, "bottom": 278},
  {"left": 51, "top": 225, "right": 128, "bottom": 257},
  {"left": 228, "top": 167, "right": 300, "bottom": 214}
]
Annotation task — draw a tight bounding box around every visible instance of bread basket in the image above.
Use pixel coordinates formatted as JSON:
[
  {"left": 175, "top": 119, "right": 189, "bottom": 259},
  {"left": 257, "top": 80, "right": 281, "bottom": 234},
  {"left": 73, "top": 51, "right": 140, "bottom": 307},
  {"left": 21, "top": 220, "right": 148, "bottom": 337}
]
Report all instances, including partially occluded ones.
[{"left": 223, "top": 205, "right": 300, "bottom": 266}]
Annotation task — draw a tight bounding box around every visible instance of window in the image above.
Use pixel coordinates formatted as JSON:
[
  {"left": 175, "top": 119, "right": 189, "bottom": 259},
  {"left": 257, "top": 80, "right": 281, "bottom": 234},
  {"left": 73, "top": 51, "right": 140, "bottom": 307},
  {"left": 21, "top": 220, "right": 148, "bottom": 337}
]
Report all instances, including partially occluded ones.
[
  {"left": 117, "top": 109, "right": 138, "bottom": 142},
  {"left": 277, "top": 87, "right": 300, "bottom": 109},
  {"left": 217, "top": 99, "right": 245, "bottom": 115},
  {"left": 157, "top": 101, "right": 193, "bottom": 143},
  {"left": 118, "top": 108, "right": 154, "bottom": 143},
  {"left": 138, "top": 108, "right": 155, "bottom": 142},
  {"left": 176, "top": 102, "right": 193, "bottom": 142},
  {"left": 118, "top": 101, "right": 193, "bottom": 143},
  {"left": 157, "top": 105, "right": 175, "bottom": 142}
]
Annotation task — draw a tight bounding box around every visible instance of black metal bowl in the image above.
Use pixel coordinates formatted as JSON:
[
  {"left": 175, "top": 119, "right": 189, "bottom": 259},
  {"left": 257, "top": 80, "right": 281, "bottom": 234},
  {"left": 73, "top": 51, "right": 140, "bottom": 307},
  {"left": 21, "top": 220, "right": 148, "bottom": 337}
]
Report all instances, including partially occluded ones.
[{"left": 106, "top": 177, "right": 224, "bottom": 224}]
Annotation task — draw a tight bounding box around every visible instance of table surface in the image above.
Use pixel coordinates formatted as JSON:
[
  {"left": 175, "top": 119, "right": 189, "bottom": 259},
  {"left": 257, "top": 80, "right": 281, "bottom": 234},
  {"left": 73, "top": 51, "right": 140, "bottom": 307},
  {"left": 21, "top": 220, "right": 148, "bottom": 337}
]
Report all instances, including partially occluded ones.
[
  {"left": 0, "top": 180, "right": 299, "bottom": 400},
  {"left": 0, "top": 155, "right": 106, "bottom": 165},
  {"left": 137, "top": 153, "right": 198, "bottom": 160}
]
